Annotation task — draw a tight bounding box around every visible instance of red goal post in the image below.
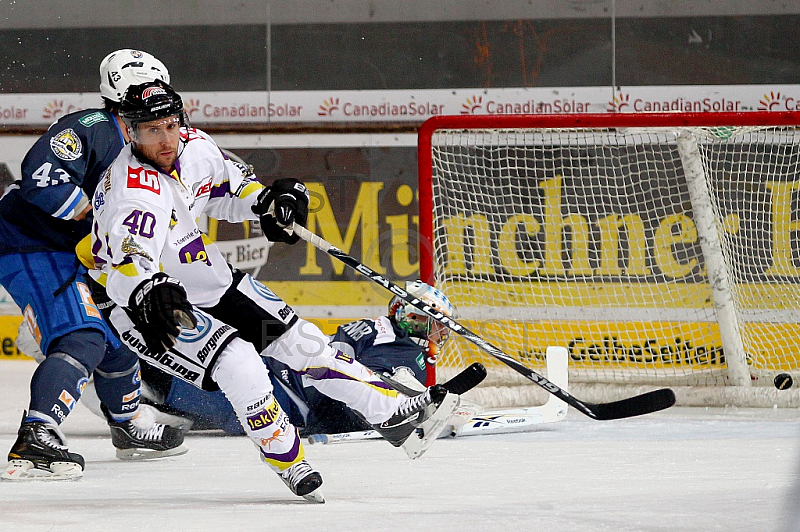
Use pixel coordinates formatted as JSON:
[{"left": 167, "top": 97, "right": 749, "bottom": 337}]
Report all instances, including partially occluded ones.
[{"left": 418, "top": 112, "right": 800, "bottom": 407}]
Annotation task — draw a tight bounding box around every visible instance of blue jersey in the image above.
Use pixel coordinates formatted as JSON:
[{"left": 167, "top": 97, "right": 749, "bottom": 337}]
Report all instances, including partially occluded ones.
[
  {"left": 0, "top": 109, "right": 125, "bottom": 254},
  {"left": 331, "top": 316, "right": 428, "bottom": 384}
]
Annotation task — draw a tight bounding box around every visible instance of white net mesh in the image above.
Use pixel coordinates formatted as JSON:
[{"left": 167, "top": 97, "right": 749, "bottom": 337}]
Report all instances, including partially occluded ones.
[{"left": 424, "top": 120, "right": 800, "bottom": 391}]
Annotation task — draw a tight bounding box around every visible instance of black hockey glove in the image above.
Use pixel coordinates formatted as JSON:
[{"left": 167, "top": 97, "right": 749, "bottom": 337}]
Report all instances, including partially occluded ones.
[
  {"left": 251, "top": 178, "right": 309, "bottom": 245},
  {"left": 127, "top": 273, "right": 197, "bottom": 355}
]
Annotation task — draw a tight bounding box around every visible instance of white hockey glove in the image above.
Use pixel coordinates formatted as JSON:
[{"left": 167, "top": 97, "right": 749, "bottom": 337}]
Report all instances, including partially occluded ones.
[
  {"left": 251, "top": 178, "right": 309, "bottom": 245},
  {"left": 127, "top": 273, "right": 197, "bottom": 355}
]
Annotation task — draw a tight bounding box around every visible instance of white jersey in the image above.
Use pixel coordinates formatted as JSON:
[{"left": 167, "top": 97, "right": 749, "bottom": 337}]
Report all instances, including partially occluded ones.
[{"left": 90, "top": 128, "right": 263, "bottom": 308}]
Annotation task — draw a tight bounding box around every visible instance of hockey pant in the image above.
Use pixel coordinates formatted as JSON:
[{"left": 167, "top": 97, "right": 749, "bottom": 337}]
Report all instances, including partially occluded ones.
[
  {"left": 1, "top": 252, "right": 141, "bottom": 425},
  {"left": 202, "top": 269, "right": 403, "bottom": 425}
]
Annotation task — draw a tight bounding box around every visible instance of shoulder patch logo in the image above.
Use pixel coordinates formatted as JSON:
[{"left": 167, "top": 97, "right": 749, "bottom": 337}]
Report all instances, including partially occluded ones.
[
  {"left": 78, "top": 112, "right": 108, "bottom": 128},
  {"left": 121, "top": 235, "right": 154, "bottom": 261},
  {"left": 50, "top": 129, "right": 82, "bottom": 161}
]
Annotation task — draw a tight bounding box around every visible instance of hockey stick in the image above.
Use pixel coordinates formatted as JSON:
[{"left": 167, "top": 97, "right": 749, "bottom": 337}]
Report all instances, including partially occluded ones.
[
  {"left": 309, "top": 347, "right": 566, "bottom": 444},
  {"left": 442, "top": 362, "right": 486, "bottom": 394},
  {"left": 292, "top": 223, "right": 676, "bottom": 420}
]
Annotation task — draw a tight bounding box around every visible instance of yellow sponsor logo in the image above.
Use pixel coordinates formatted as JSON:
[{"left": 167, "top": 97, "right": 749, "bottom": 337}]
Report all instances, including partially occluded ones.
[
  {"left": 0, "top": 316, "right": 26, "bottom": 359},
  {"left": 447, "top": 320, "right": 800, "bottom": 372},
  {"left": 246, "top": 399, "right": 282, "bottom": 431}
]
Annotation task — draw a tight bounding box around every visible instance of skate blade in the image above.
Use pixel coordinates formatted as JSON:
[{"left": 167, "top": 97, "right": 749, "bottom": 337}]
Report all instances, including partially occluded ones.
[
  {"left": 115, "top": 443, "right": 189, "bottom": 461},
  {"left": 402, "top": 392, "right": 460, "bottom": 460},
  {"left": 1, "top": 459, "right": 83, "bottom": 481},
  {"left": 301, "top": 488, "right": 325, "bottom": 504}
]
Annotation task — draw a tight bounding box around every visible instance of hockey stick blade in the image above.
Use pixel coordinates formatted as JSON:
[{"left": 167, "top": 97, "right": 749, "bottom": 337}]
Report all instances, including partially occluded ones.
[
  {"left": 292, "top": 223, "right": 676, "bottom": 421},
  {"left": 443, "top": 362, "right": 487, "bottom": 395},
  {"left": 589, "top": 388, "right": 676, "bottom": 421}
]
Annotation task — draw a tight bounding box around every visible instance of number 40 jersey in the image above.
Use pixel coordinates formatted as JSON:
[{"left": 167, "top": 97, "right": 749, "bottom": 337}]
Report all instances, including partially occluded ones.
[{"left": 89, "top": 127, "right": 264, "bottom": 308}]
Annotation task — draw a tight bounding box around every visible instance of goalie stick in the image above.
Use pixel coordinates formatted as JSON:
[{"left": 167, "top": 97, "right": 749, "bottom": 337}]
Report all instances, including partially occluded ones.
[
  {"left": 307, "top": 406, "right": 563, "bottom": 445},
  {"left": 308, "top": 346, "right": 568, "bottom": 444},
  {"left": 453, "top": 346, "right": 568, "bottom": 436},
  {"left": 384, "top": 362, "right": 487, "bottom": 397},
  {"left": 292, "top": 223, "right": 676, "bottom": 421},
  {"left": 441, "top": 362, "right": 487, "bottom": 395}
]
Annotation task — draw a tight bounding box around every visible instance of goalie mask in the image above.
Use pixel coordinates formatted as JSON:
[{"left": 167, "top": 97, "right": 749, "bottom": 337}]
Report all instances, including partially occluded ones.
[
  {"left": 388, "top": 281, "right": 454, "bottom": 351},
  {"left": 99, "top": 49, "right": 170, "bottom": 103}
]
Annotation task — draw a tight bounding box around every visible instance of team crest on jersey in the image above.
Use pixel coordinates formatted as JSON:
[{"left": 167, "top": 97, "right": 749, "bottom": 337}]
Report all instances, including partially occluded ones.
[{"left": 50, "top": 129, "right": 82, "bottom": 161}]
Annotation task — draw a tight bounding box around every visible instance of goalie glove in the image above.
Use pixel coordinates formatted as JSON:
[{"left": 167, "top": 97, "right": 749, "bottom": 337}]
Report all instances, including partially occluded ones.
[
  {"left": 127, "top": 273, "right": 197, "bottom": 355},
  {"left": 251, "top": 178, "right": 309, "bottom": 245}
]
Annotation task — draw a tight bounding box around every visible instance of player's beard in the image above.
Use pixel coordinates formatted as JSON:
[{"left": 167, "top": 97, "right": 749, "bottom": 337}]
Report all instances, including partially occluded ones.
[{"left": 133, "top": 138, "right": 185, "bottom": 173}]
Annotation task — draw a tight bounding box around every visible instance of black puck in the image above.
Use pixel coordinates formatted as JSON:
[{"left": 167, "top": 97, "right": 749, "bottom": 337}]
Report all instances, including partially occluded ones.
[{"left": 774, "top": 373, "right": 794, "bottom": 390}]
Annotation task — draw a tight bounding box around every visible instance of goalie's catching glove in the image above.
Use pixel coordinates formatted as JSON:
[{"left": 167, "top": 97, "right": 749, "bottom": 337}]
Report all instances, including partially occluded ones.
[
  {"left": 127, "top": 273, "right": 197, "bottom": 355},
  {"left": 251, "top": 178, "right": 309, "bottom": 244}
]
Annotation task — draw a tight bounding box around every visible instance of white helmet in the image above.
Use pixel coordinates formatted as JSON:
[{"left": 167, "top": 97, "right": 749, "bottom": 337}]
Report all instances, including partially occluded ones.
[
  {"left": 388, "top": 281, "right": 454, "bottom": 349},
  {"left": 99, "top": 49, "right": 170, "bottom": 103}
]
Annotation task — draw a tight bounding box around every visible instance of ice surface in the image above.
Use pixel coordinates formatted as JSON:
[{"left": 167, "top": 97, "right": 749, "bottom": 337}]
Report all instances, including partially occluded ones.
[{"left": 0, "top": 359, "right": 798, "bottom": 531}]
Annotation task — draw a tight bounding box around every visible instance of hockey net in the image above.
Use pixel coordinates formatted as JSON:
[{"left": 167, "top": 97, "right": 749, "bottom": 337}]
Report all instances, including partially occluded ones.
[{"left": 418, "top": 112, "right": 800, "bottom": 407}]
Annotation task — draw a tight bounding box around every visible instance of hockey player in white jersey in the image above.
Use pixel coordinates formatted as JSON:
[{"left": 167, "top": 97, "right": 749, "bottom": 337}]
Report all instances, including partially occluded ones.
[{"left": 85, "top": 80, "right": 459, "bottom": 502}]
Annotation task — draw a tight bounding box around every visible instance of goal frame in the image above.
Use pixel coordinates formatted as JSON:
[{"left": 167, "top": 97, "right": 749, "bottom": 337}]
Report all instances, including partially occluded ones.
[{"left": 417, "top": 111, "right": 800, "bottom": 402}]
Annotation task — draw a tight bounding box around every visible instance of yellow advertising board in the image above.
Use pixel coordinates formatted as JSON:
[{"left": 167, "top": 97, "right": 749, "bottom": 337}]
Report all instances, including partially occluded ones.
[{"left": 0, "top": 316, "right": 26, "bottom": 360}]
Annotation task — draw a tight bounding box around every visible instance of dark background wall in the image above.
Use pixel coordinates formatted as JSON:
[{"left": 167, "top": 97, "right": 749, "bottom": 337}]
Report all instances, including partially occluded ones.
[{"left": 1, "top": 1, "right": 799, "bottom": 94}]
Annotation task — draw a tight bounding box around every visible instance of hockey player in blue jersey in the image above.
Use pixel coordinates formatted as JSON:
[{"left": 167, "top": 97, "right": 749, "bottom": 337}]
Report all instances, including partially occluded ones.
[
  {"left": 133, "top": 281, "right": 455, "bottom": 437},
  {"left": 0, "top": 50, "right": 186, "bottom": 480}
]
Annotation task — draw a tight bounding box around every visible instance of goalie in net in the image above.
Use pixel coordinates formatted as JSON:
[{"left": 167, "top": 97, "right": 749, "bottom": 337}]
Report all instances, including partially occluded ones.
[{"left": 17, "top": 281, "right": 468, "bottom": 437}]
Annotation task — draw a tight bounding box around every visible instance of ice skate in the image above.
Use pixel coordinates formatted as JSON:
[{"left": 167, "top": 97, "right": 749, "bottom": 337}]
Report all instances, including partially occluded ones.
[
  {"left": 278, "top": 459, "right": 324, "bottom": 503},
  {"left": 104, "top": 405, "right": 188, "bottom": 460},
  {"left": 373, "top": 384, "right": 460, "bottom": 459},
  {"left": 2, "top": 414, "right": 84, "bottom": 481}
]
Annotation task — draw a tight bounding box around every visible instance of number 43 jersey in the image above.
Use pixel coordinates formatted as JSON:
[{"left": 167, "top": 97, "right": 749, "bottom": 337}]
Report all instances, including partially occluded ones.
[
  {"left": 90, "top": 128, "right": 264, "bottom": 308},
  {"left": 0, "top": 109, "right": 124, "bottom": 255}
]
